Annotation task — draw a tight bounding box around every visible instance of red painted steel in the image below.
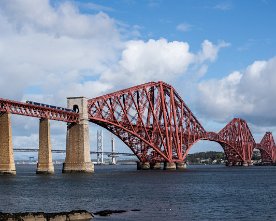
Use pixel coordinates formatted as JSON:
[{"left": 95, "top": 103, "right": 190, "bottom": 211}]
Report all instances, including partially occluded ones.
[
  {"left": 256, "top": 132, "right": 276, "bottom": 163},
  {"left": 177, "top": 118, "right": 255, "bottom": 165},
  {"left": 218, "top": 118, "right": 255, "bottom": 165},
  {"left": 0, "top": 98, "right": 78, "bottom": 123},
  {"left": 1, "top": 81, "right": 273, "bottom": 165},
  {"left": 88, "top": 81, "right": 205, "bottom": 162},
  {"left": 87, "top": 81, "right": 257, "bottom": 165}
]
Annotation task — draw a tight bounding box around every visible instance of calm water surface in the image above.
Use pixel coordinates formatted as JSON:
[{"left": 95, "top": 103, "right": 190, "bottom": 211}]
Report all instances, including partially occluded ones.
[{"left": 0, "top": 164, "right": 275, "bottom": 221}]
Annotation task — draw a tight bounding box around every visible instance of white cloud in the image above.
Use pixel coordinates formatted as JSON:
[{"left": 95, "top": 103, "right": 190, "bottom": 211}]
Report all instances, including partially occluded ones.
[
  {"left": 101, "top": 39, "right": 194, "bottom": 85},
  {"left": 197, "top": 40, "right": 230, "bottom": 62},
  {"left": 176, "top": 23, "right": 192, "bottom": 32},
  {"left": 75, "top": 2, "right": 114, "bottom": 12},
  {"left": 0, "top": 0, "right": 229, "bottom": 154},
  {"left": 0, "top": 1, "right": 227, "bottom": 102},
  {"left": 100, "top": 38, "right": 228, "bottom": 88},
  {"left": 214, "top": 2, "right": 233, "bottom": 11},
  {"left": 0, "top": 0, "right": 121, "bottom": 101},
  {"left": 196, "top": 57, "right": 276, "bottom": 126}
]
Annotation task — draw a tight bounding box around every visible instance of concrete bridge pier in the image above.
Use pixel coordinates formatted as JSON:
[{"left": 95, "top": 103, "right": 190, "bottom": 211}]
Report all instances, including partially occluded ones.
[
  {"left": 150, "top": 162, "right": 162, "bottom": 170},
  {"left": 164, "top": 162, "right": 176, "bottom": 170},
  {"left": 176, "top": 162, "right": 187, "bottom": 170},
  {"left": 36, "top": 119, "right": 54, "bottom": 174},
  {"left": 137, "top": 161, "right": 151, "bottom": 170},
  {"left": 62, "top": 97, "right": 94, "bottom": 173},
  {"left": 0, "top": 113, "right": 16, "bottom": 175},
  {"left": 242, "top": 161, "right": 249, "bottom": 167},
  {"left": 226, "top": 161, "right": 233, "bottom": 166}
]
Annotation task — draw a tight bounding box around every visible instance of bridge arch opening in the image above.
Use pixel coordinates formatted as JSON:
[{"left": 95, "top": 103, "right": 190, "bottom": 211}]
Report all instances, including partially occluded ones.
[
  {"left": 89, "top": 124, "right": 139, "bottom": 165},
  {"left": 187, "top": 140, "right": 226, "bottom": 165},
  {"left": 252, "top": 148, "right": 261, "bottom": 163},
  {"left": 73, "top": 104, "right": 79, "bottom": 113},
  {"left": 253, "top": 147, "right": 273, "bottom": 165},
  {"left": 10, "top": 114, "right": 68, "bottom": 162}
]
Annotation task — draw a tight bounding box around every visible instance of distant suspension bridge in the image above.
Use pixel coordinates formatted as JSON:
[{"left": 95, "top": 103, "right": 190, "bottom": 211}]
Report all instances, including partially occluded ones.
[{"left": 13, "top": 130, "right": 135, "bottom": 165}]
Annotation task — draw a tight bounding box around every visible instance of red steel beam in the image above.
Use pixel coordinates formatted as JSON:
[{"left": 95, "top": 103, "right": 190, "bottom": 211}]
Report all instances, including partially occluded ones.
[
  {"left": 0, "top": 98, "right": 78, "bottom": 123},
  {"left": 256, "top": 132, "right": 276, "bottom": 163},
  {"left": 0, "top": 81, "right": 269, "bottom": 165},
  {"left": 88, "top": 82, "right": 262, "bottom": 165}
]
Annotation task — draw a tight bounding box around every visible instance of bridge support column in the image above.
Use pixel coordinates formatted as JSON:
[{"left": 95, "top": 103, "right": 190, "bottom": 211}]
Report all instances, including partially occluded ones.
[
  {"left": 62, "top": 97, "right": 94, "bottom": 173},
  {"left": 36, "top": 119, "right": 54, "bottom": 174},
  {"left": 136, "top": 161, "right": 141, "bottom": 170},
  {"left": 176, "top": 162, "right": 187, "bottom": 170},
  {"left": 164, "top": 162, "right": 176, "bottom": 170},
  {"left": 242, "top": 162, "right": 249, "bottom": 167},
  {"left": 137, "top": 162, "right": 150, "bottom": 170},
  {"left": 234, "top": 162, "right": 241, "bottom": 166},
  {"left": 226, "top": 161, "right": 233, "bottom": 167},
  {"left": 150, "top": 162, "right": 162, "bottom": 170},
  {"left": 0, "top": 113, "right": 16, "bottom": 175}
]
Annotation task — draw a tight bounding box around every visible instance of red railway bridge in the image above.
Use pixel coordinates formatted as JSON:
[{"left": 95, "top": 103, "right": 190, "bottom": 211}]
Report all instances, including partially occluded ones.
[{"left": 0, "top": 81, "right": 275, "bottom": 174}]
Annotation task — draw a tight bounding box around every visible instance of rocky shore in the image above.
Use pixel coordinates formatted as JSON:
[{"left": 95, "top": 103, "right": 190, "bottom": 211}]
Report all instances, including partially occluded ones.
[
  {"left": 0, "top": 209, "right": 141, "bottom": 220},
  {"left": 0, "top": 210, "right": 93, "bottom": 221}
]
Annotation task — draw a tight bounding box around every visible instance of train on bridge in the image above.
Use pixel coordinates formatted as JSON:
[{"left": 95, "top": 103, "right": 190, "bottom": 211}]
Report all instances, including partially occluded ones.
[{"left": 26, "top": 101, "right": 75, "bottom": 113}]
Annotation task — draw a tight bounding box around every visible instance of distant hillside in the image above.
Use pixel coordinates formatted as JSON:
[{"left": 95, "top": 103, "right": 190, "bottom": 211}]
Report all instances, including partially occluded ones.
[{"left": 186, "top": 151, "right": 225, "bottom": 164}]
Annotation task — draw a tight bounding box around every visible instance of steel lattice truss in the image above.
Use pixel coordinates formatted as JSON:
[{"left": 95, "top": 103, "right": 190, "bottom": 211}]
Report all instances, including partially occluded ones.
[
  {"left": 88, "top": 81, "right": 257, "bottom": 164},
  {"left": 0, "top": 81, "right": 273, "bottom": 164},
  {"left": 217, "top": 118, "right": 255, "bottom": 164},
  {"left": 0, "top": 98, "right": 78, "bottom": 123},
  {"left": 256, "top": 132, "right": 276, "bottom": 163},
  {"left": 88, "top": 81, "right": 206, "bottom": 162}
]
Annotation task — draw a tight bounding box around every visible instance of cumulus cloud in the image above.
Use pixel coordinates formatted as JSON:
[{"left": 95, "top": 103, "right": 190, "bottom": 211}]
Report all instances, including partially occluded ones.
[
  {"left": 100, "top": 38, "right": 228, "bottom": 88},
  {"left": 0, "top": 0, "right": 229, "bottom": 153},
  {"left": 0, "top": 0, "right": 227, "bottom": 103},
  {"left": 101, "top": 39, "right": 194, "bottom": 86},
  {"left": 197, "top": 40, "right": 230, "bottom": 62},
  {"left": 196, "top": 57, "right": 276, "bottom": 126},
  {"left": 0, "top": 0, "right": 121, "bottom": 102}
]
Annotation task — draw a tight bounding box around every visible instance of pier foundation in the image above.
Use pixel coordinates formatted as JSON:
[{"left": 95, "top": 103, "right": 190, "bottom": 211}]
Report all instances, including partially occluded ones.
[
  {"left": 36, "top": 119, "right": 54, "bottom": 174},
  {"left": 62, "top": 97, "right": 94, "bottom": 173},
  {"left": 242, "top": 162, "right": 249, "bottom": 167},
  {"left": 226, "top": 161, "right": 233, "bottom": 166},
  {"left": 137, "top": 162, "right": 151, "bottom": 170},
  {"left": 0, "top": 113, "right": 16, "bottom": 175},
  {"left": 234, "top": 162, "right": 241, "bottom": 166},
  {"left": 150, "top": 162, "right": 162, "bottom": 170},
  {"left": 176, "top": 162, "right": 187, "bottom": 170},
  {"left": 164, "top": 162, "right": 176, "bottom": 170}
]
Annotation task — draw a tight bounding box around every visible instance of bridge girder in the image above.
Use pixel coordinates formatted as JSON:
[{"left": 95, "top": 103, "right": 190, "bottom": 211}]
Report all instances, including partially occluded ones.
[
  {"left": 0, "top": 81, "right": 273, "bottom": 165},
  {"left": 0, "top": 98, "right": 78, "bottom": 123},
  {"left": 87, "top": 82, "right": 256, "bottom": 164},
  {"left": 256, "top": 132, "right": 276, "bottom": 163}
]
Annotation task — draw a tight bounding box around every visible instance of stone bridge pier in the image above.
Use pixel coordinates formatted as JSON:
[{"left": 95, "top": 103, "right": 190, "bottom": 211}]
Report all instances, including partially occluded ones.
[
  {"left": 36, "top": 118, "right": 54, "bottom": 174},
  {"left": 62, "top": 97, "right": 94, "bottom": 173},
  {"left": 0, "top": 113, "right": 16, "bottom": 175}
]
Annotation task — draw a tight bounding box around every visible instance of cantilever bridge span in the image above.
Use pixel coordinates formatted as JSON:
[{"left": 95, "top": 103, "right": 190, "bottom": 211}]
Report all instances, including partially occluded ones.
[
  {"left": 0, "top": 81, "right": 275, "bottom": 174},
  {"left": 87, "top": 81, "right": 266, "bottom": 167}
]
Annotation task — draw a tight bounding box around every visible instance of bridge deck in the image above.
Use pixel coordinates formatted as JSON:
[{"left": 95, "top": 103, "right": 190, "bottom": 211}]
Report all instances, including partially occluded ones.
[{"left": 0, "top": 98, "right": 78, "bottom": 123}]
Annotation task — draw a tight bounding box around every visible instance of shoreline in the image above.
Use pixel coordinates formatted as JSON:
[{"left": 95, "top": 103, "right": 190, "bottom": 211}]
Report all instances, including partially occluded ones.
[
  {"left": 0, "top": 209, "right": 141, "bottom": 220},
  {"left": 0, "top": 210, "right": 93, "bottom": 221}
]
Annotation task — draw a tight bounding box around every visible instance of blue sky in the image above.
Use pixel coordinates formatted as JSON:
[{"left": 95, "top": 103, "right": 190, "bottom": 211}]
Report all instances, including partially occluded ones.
[
  {"left": 75, "top": 0, "right": 276, "bottom": 76},
  {"left": 1, "top": 0, "right": 276, "bottom": 158}
]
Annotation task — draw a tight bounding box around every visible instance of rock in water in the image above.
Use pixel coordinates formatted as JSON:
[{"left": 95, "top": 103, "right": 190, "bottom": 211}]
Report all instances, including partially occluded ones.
[
  {"left": 94, "top": 210, "right": 127, "bottom": 216},
  {"left": 0, "top": 210, "right": 93, "bottom": 220}
]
